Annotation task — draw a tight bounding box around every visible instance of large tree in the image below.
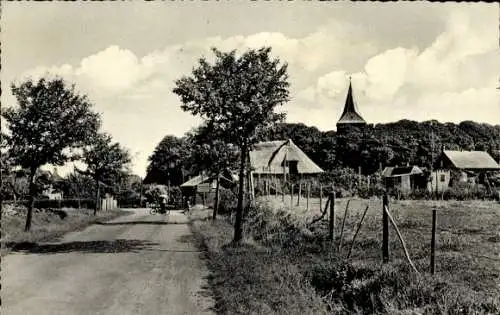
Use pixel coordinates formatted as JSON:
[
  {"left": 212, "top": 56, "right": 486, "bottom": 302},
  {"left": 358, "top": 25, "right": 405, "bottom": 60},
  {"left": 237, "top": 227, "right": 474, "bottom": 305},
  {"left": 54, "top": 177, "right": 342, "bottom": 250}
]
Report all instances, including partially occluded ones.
[
  {"left": 2, "top": 78, "right": 100, "bottom": 231},
  {"left": 77, "top": 133, "right": 131, "bottom": 215},
  {"left": 173, "top": 47, "right": 290, "bottom": 242}
]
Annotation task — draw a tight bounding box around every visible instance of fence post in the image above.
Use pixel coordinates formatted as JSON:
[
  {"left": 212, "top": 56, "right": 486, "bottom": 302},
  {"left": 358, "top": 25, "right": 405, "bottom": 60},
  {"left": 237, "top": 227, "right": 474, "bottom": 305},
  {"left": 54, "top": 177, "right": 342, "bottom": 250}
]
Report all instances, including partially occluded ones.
[
  {"left": 297, "top": 181, "right": 301, "bottom": 206},
  {"left": 329, "top": 192, "right": 335, "bottom": 241},
  {"left": 383, "top": 194, "right": 390, "bottom": 263},
  {"left": 431, "top": 208, "right": 437, "bottom": 275},
  {"left": 319, "top": 183, "right": 323, "bottom": 211},
  {"left": 306, "top": 182, "right": 310, "bottom": 210}
]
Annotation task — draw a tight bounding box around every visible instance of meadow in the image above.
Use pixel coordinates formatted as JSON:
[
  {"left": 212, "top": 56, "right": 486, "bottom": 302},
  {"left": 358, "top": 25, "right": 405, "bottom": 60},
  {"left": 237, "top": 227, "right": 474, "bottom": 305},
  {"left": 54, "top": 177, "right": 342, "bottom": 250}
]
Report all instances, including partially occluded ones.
[{"left": 189, "top": 195, "right": 500, "bottom": 314}]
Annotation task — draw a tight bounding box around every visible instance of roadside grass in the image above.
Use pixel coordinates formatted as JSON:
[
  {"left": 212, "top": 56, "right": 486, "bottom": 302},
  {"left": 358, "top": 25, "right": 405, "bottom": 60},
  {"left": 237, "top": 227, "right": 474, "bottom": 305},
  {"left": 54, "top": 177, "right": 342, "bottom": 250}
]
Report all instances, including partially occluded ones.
[
  {"left": 188, "top": 208, "right": 328, "bottom": 315},
  {"left": 190, "top": 197, "right": 500, "bottom": 314},
  {"left": 1, "top": 205, "right": 131, "bottom": 256}
]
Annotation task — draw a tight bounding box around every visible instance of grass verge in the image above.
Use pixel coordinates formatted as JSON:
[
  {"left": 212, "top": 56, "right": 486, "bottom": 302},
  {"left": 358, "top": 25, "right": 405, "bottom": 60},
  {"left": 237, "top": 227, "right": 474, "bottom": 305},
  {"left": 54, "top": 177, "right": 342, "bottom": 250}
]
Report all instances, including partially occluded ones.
[
  {"left": 1, "top": 206, "right": 131, "bottom": 256},
  {"left": 188, "top": 209, "right": 328, "bottom": 315}
]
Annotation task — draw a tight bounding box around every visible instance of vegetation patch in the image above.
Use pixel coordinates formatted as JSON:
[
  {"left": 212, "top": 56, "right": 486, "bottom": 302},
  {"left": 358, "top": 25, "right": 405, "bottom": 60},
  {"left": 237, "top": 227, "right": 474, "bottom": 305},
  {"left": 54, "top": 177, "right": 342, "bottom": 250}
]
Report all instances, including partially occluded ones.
[
  {"left": 1, "top": 204, "right": 130, "bottom": 256},
  {"left": 192, "top": 196, "right": 500, "bottom": 314},
  {"left": 188, "top": 209, "right": 327, "bottom": 315}
]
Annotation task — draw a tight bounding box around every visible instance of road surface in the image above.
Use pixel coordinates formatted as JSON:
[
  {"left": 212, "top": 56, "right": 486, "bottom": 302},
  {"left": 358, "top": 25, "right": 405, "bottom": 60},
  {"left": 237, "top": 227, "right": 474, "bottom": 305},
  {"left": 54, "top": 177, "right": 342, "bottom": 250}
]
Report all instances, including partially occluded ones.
[{"left": 2, "top": 209, "right": 215, "bottom": 315}]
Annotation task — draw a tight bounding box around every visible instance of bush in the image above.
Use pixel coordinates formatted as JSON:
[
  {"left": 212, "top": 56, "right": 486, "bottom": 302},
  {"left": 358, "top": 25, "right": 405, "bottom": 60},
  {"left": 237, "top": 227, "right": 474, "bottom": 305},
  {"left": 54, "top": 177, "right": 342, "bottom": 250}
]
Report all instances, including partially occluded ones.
[{"left": 218, "top": 187, "right": 251, "bottom": 215}]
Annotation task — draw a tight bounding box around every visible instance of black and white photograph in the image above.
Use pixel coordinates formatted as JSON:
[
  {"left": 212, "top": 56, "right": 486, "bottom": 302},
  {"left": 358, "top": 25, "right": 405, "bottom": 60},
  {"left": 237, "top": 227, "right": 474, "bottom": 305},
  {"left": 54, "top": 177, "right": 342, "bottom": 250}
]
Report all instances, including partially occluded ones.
[{"left": 1, "top": 1, "right": 499, "bottom": 314}]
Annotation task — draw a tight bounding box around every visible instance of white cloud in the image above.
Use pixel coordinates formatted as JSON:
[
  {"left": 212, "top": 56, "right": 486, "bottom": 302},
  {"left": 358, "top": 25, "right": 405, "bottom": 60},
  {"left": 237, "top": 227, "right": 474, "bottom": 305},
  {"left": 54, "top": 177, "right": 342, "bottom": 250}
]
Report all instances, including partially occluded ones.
[
  {"left": 295, "top": 6, "right": 499, "bottom": 130},
  {"left": 8, "top": 7, "right": 499, "bottom": 176}
]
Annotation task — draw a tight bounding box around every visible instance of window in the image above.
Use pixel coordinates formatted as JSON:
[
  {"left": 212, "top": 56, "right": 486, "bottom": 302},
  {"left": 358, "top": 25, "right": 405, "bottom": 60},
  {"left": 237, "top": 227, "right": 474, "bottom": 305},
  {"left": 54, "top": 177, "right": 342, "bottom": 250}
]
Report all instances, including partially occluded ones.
[{"left": 440, "top": 174, "right": 446, "bottom": 182}]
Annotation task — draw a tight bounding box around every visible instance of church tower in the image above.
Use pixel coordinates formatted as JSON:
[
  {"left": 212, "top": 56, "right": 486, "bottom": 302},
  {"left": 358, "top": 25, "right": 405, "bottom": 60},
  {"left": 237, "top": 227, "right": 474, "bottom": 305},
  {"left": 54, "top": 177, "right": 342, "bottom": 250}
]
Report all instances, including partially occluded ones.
[{"left": 336, "top": 78, "right": 366, "bottom": 133}]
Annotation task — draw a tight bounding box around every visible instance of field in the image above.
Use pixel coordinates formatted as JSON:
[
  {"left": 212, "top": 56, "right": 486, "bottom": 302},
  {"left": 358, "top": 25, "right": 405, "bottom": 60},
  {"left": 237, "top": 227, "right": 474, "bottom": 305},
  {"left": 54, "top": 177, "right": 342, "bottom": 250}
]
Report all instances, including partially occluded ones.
[{"left": 190, "top": 195, "right": 500, "bottom": 314}]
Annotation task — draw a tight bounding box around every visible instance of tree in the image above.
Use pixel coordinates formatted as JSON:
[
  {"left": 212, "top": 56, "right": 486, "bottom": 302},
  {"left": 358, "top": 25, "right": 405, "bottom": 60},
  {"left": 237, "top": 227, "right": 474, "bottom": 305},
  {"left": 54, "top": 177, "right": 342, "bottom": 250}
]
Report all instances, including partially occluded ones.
[
  {"left": 77, "top": 133, "right": 131, "bottom": 215},
  {"left": 188, "top": 124, "right": 239, "bottom": 220},
  {"left": 144, "top": 135, "right": 190, "bottom": 186},
  {"left": 173, "top": 47, "right": 290, "bottom": 242},
  {"left": 2, "top": 78, "right": 100, "bottom": 231}
]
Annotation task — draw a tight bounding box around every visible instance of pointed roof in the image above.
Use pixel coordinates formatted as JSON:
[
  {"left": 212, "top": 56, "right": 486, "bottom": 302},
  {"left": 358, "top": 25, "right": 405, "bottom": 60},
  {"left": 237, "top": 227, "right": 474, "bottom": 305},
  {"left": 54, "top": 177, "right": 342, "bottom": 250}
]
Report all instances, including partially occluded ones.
[
  {"left": 249, "top": 139, "right": 324, "bottom": 174},
  {"left": 337, "top": 79, "right": 366, "bottom": 125}
]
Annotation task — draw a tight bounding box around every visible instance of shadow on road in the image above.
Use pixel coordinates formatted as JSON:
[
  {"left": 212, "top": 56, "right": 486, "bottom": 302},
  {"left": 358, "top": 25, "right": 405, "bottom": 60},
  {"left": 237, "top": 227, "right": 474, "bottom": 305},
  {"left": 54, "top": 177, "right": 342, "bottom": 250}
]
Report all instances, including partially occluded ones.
[
  {"left": 7, "top": 239, "right": 159, "bottom": 254},
  {"left": 95, "top": 221, "right": 186, "bottom": 226}
]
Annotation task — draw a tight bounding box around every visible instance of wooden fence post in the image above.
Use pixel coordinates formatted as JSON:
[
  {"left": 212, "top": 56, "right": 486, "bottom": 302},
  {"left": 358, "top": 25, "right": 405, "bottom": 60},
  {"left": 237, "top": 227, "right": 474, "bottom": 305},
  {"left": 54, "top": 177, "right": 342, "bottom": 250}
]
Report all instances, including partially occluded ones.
[
  {"left": 297, "top": 181, "right": 301, "bottom": 206},
  {"left": 431, "top": 208, "right": 437, "bottom": 275},
  {"left": 383, "top": 194, "right": 390, "bottom": 263},
  {"left": 319, "top": 183, "right": 323, "bottom": 211},
  {"left": 306, "top": 182, "right": 310, "bottom": 210},
  {"left": 329, "top": 192, "right": 335, "bottom": 241}
]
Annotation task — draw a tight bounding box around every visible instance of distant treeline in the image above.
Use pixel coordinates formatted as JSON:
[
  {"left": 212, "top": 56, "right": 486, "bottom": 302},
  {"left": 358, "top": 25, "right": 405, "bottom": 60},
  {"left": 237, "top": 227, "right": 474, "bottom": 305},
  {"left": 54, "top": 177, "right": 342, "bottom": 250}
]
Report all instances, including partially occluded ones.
[{"left": 144, "top": 119, "right": 500, "bottom": 184}]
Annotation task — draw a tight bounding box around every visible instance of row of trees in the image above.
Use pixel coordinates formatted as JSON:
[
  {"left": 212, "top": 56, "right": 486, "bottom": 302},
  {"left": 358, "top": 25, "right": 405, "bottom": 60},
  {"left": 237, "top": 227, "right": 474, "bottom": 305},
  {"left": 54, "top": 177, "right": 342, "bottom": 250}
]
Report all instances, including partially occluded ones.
[
  {"left": 141, "top": 46, "right": 500, "bottom": 244},
  {"left": 145, "top": 121, "right": 500, "bottom": 189},
  {"left": 1, "top": 78, "right": 131, "bottom": 231}
]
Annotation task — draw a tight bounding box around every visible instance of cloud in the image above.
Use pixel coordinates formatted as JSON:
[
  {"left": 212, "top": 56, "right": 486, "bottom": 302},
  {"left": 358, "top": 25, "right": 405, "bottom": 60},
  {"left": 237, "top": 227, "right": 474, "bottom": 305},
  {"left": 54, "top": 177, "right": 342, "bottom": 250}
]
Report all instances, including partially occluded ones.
[
  {"left": 295, "top": 6, "right": 499, "bottom": 130},
  {"left": 9, "top": 6, "right": 498, "bottom": 176}
]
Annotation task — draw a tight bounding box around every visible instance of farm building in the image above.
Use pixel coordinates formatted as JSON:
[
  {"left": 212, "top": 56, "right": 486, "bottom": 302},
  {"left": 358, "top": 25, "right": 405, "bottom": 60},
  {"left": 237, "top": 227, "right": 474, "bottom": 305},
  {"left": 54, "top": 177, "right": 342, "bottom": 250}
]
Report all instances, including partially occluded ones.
[
  {"left": 430, "top": 150, "right": 500, "bottom": 192},
  {"left": 249, "top": 139, "right": 324, "bottom": 195},
  {"left": 180, "top": 169, "right": 238, "bottom": 206},
  {"left": 381, "top": 166, "right": 426, "bottom": 193}
]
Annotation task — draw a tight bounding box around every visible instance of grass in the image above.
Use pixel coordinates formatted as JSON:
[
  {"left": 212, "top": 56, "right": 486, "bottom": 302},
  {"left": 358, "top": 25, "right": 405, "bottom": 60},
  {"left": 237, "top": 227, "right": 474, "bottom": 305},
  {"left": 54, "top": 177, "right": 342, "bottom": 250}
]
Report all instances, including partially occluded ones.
[
  {"left": 1, "top": 205, "right": 130, "bottom": 256},
  {"left": 188, "top": 208, "right": 328, "bottom": 315},
  {"left": 189, "top": 196, "right": 500, "bottom": 314}
]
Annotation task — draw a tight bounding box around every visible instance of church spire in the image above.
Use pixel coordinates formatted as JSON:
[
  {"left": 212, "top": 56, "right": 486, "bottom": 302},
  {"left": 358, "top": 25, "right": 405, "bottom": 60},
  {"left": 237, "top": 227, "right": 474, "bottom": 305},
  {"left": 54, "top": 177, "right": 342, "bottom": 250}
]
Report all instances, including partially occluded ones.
[{"left": 336, "top": 78, "right": 366, "bottom": 128}]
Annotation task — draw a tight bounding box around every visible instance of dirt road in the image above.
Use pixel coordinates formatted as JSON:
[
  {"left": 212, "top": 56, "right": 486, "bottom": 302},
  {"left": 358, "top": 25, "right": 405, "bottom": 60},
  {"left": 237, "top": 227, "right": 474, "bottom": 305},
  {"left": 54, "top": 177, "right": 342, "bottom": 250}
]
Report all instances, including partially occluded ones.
[{"left": 2, "top": 209, "right": 215, "bottom": 315}]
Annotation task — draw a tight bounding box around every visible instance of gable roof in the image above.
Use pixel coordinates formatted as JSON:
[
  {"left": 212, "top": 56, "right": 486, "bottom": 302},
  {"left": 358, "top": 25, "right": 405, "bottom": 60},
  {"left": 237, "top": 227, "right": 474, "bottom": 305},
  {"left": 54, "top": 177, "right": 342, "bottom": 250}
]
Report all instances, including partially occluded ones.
[
  {"left": 249, "top": 139, "right": 324, "bottom": 174},
  {"left": 442, "top": 150, "right": 500, "bottom": 170},
  {"left": 180, "top": 174, "right": 211, "bottom": 187},
  {"left": 337, "top": 81, "right": 366, "bottom": 125},
  {"left": 382, "top": 166, "right": 423, "bottom": 178}
]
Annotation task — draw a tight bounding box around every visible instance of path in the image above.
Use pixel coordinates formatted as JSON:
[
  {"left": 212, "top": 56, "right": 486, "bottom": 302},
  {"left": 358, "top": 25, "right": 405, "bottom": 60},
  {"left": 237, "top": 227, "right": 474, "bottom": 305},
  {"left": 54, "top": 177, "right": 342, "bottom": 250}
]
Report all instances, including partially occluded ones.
[{"left": 2, "top": 209, "right": 215, "bottom": 315}]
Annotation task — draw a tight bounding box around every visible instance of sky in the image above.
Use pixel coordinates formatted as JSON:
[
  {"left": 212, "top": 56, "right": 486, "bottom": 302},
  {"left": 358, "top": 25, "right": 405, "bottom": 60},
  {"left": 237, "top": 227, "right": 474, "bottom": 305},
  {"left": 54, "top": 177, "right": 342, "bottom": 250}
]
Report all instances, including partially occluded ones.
[{"left": 1, "top": 1, "right": 499, "bottom": 178}]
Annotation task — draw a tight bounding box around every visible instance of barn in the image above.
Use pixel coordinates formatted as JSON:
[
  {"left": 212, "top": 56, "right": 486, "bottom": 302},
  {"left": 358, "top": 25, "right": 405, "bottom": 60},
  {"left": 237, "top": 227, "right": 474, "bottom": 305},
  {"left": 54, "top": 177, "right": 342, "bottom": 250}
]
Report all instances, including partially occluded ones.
[
  {"left": 382, "top": 166, "right": 425, "bottom": 193},
  {"left": 249, "top": 139, "right": 324, "bottom": 196},
  {"left": 430, "top": 150, "right": 500, "bottom": 192}
]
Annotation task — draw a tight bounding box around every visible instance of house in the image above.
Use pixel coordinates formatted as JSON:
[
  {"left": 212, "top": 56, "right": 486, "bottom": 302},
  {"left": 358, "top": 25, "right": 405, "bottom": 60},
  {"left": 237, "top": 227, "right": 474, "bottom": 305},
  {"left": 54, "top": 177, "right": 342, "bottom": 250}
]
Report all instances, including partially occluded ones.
[
  {"left": 180, "top": 169, "right": 238, "bottom": 206},
  {"left": 430, "top": 150, "right": 500, "bottom": 192},
  {"left": 382, "top": 166, "right": 425, "bottom": 193},
  {"left": 249, "top": 139, "right": 324, "bottom": 195}
]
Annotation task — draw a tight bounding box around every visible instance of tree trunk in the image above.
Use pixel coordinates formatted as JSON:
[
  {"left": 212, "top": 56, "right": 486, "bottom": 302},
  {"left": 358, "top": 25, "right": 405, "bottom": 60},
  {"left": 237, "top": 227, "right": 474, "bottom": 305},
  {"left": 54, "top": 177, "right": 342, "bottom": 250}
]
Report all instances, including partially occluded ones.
[
  {"left": 213, "top": 174, "right": 220, "bottom": 220},
  {"left": 94, "top": 180, "right": 100, "bottom": 216},
  {"left": 24, "top": 167, "right": 37, "bottom": 232},
  {"left": 234, "top": 145, "right": 247, "bottom": 243}
]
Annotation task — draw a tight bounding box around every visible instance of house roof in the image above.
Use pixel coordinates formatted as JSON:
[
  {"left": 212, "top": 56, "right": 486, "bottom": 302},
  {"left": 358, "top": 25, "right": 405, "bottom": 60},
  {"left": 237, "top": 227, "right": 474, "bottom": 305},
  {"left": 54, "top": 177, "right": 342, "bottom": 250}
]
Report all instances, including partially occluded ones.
[
  {"left": 382, "top": 166, "right": 423, "bottom": 178},
  {"left": 180, "top": 169, "right": 239, "bottom": 188},
  {"left": 337, "top": 81, "right": 366, "bottom": 125},
  {"left": 442, "top": 150, "right": 500, "bottom": 170},
  {"left": 249, "top": 139, "right": 324, "bottom": 174},
  {"left": 180, "top": 174, "right": 211, "bottom": 187}
]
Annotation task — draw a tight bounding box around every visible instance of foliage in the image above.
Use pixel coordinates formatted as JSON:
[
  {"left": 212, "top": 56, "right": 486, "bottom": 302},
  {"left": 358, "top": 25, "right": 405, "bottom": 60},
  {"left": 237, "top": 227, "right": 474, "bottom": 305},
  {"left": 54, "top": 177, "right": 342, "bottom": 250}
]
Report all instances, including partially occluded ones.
[
  {"left": 186, "top": 124, "right": 239, "bottom": 176},
  {"left": 144, "top": 135, "right": 190, "bottom": 185},
  {"left": 173, "top": 46, "right": 290, "bottom": 242},
  {"left": 259, "top": 120, "right": 500, "bottom": 175},
  {"left": 2, "top": 78, "right": 100, "bottom": 170},
  {"left": 2, "top": 77, "right": 100, "bottom": 230},
  {"left": 77, "top": 133, "right": 131, "bottom": 185}
]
